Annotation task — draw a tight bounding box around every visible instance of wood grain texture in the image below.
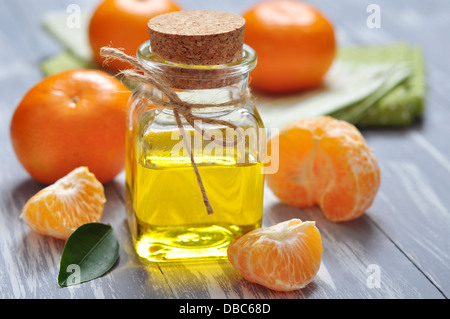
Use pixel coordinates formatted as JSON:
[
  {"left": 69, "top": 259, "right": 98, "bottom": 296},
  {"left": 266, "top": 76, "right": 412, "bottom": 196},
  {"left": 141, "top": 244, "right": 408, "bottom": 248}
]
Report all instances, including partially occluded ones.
[{"left": 0, "top": 0, "right": 448, "bottom": 299}]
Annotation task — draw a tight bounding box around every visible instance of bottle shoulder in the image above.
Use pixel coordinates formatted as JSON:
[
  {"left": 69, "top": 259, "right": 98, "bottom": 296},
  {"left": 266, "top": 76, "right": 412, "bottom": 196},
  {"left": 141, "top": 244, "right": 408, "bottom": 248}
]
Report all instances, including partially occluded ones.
[{"left": 129, "top": 88, "right": 264, "bottom": 131}]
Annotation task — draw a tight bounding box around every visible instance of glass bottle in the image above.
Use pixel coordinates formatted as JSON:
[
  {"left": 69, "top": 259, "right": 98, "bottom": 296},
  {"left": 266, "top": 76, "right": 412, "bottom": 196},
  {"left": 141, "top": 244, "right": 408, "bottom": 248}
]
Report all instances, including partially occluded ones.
[{"left": 125, "top": 11, "right": 265, "bottom": 262}]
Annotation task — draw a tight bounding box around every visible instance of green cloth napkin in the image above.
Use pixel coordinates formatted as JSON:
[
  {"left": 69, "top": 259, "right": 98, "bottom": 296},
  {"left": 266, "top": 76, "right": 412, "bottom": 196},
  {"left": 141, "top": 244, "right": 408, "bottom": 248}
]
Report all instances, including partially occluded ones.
[
  {"left": 334, "top": 43, "right": 425, "bottom": 126},
  {"left": 256, "top": 43, "right": 424, "bottom": 128},
  {"left": 41, "top": 12, "right": 425, "bottom": 128}
]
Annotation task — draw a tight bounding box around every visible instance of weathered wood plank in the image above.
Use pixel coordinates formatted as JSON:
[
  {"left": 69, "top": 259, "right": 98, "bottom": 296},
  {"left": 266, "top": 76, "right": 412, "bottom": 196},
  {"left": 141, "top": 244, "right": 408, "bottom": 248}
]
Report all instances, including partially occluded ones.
[
  {"left": 0, "top": 174, "right": 174, "bottom": 298},
  {"left": 159, "top": 188, "right": 444, "bottom": 299},
  {"left": 0, "top": 0, "right": 173, "bottom": 299},
  {"left": 280, "top": 0, "right": 450, "bottom": 298},
  {"left": 320, "top": 0, "right": 450, "bottom": 296},
  {"left": 0, "top": 0, "right": 448, "bottom": 299},
  {"left": 362, "top": 131, "right": 450, "bottom": 297}
]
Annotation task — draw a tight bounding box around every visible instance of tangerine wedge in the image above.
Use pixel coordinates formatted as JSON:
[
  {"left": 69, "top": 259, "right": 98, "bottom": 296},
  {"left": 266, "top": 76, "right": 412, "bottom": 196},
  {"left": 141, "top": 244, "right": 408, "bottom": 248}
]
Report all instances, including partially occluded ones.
[
  {"left": 20, "top": 166, "right": 106, "bottom": 240},
  {"left": 227, "top": 219, "right": 323, "bottom": 291}
]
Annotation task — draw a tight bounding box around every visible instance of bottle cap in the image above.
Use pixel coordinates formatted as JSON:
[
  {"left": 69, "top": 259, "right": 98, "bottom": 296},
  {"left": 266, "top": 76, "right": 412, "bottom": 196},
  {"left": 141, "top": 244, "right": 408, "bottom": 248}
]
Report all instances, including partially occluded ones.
[{"left": 148, "top": 10, "right": 245, "bottom": 66}]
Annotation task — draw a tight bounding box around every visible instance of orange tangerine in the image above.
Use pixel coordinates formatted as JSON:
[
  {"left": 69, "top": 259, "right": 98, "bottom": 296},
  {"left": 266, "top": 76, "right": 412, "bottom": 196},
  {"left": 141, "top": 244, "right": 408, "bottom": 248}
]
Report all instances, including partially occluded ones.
[
  {"left": 267, "top": 116, "right": 380, "bottom": 222},
  {"left": 88, "top": 0, "right": 181, "bottom": 72},
  {"left": 227, "top": 218, "right": 323, "bottom": 291},
  {"left": 242, "top": 0, "right": 336, "bottom": 93},
  {"left": 10, "top": 69, "right": 131, "bottom": 185},
  {"left": 20, "top": 167, "right": 106, "bottom": 240}
]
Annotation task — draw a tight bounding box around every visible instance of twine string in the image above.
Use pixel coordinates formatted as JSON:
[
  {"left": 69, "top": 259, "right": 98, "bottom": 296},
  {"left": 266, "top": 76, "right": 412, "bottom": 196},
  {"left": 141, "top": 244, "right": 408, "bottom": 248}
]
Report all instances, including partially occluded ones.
[{"left": 101, "top": 47, "right": 247, "bottom": 215}]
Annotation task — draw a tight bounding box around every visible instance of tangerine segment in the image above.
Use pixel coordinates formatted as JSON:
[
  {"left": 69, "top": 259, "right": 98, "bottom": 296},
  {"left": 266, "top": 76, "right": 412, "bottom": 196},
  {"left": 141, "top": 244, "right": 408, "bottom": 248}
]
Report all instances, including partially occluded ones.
[
  {"left": 228, "top": 219, "right": 323, "bottom": 291},
  {"left": 20, "top": 167, "right": 106, "bottom": 240},
  {"left": 267, "top": 117, "right": 380, "bottom": 222}
]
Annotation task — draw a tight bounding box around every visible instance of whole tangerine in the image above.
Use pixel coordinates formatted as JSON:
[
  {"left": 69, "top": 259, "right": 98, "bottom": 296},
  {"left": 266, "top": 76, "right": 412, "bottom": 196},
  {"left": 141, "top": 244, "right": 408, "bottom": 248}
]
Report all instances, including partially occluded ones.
[
  {"left": 10, "top": 69, "right": 131, "bottom": 184},
  {"left": 89, "top": 0, "right": 181, "bottom": 72},
  {"left": 243, "top": 0, "right": 336, "bottom": 93}
]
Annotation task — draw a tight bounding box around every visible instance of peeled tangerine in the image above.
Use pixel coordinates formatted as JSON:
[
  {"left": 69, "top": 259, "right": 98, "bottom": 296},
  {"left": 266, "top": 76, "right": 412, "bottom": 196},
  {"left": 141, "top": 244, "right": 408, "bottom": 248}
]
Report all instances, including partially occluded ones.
[
  {"left": 228, "top": 219, "right": 323, "bottom": 291},
  {"left": 267, "top": 116, "right": 380, "bottom": 222},
  {"left": 20, "top": 166, "right": 105, "bottom": 240}
]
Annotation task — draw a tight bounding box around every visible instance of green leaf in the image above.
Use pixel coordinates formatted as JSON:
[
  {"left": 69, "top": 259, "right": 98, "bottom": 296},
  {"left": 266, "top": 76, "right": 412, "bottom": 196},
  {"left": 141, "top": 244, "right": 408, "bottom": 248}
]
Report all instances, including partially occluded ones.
[{"left": 58, "top": 223, "right": 120, "bottom": 287}]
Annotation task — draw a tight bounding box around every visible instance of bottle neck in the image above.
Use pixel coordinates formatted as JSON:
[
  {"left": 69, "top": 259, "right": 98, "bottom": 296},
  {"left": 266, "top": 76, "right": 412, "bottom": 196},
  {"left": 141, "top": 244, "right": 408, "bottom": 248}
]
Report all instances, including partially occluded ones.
[
  {"left": 136, "top": 41, "right": 257, "bottom": 113},
  {"left": 146, "top": 73, "right": 250, "bottom": 113}
]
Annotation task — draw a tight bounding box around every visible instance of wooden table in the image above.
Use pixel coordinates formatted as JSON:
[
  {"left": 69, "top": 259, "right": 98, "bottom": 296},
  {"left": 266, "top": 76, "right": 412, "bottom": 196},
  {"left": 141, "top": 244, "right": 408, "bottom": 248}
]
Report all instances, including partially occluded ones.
[{"left": 0, "top": 0, "right": 448, "bottom": 300}]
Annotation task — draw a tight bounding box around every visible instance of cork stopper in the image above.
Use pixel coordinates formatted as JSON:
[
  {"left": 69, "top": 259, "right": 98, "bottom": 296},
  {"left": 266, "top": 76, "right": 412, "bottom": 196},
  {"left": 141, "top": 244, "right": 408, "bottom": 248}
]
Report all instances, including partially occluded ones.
[{"left": 148, "top": 10, "right": 245, "bottom": 66}]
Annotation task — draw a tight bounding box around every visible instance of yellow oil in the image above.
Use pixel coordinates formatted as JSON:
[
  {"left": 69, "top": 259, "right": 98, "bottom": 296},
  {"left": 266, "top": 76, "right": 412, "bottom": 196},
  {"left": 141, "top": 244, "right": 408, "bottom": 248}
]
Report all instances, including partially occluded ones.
[{"left": 125, "top": 128, "right": 264, "bottom": 262}]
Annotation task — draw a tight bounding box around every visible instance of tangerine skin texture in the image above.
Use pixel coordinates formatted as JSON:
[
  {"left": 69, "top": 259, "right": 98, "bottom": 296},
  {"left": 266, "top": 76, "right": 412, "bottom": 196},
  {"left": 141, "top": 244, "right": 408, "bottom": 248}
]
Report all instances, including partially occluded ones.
[
  {"left": 267, "top": 116, "right": 381, "bottom": 222},
  {"left": 228, "top": 219, "right": 323, "bottom": 291},
  {"left": 89, "top": 0, "right": 181, "bottom": 72},
  {"left": 243, "top": 0, "right": 336, "bottom": 93},
  {"left": 10, "top": 69, "right": 131, "bottom": 184}
]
